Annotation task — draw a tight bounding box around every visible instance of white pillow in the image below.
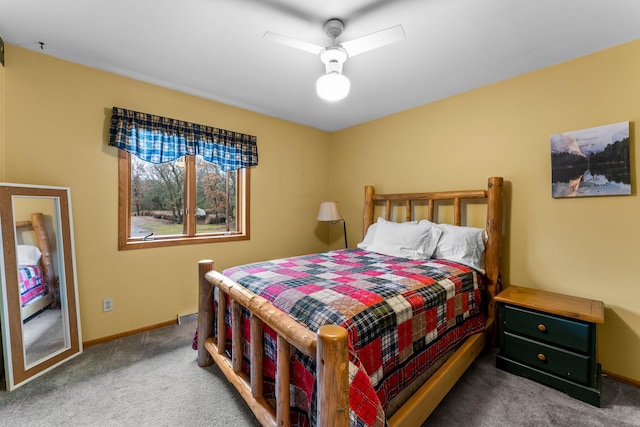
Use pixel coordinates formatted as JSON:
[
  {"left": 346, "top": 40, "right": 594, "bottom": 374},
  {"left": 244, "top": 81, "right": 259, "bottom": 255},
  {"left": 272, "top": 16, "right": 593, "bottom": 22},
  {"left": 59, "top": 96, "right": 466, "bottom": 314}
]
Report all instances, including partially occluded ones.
[
  {"left": 366, "top": 218, "right": 442, "bottom": 260},
  {"left": 17, "top": 245, "right": 42, "bottom": 266},
  {"left": 357, "top": 223, "right": 377, "bottom": 250},
  {"left": 357, "top": 221, "right": 418, "bottom": 250},
  {"left": 428, "top": 222, "right": 486, "bottom": 273}
]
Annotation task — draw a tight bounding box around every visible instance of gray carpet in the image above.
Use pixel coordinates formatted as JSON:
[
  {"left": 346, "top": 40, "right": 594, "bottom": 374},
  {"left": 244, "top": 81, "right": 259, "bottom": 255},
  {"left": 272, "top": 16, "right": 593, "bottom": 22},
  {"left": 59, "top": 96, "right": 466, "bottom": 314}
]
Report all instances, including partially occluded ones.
[
  {"left": 0, "top": 316, "right": 259, "bottom": 426},
  {"left": 427, "top": 352, "right": 640, "bottom": 427},
  {"left": 0, "top": 317, "right": 638, "bottom": 426}
]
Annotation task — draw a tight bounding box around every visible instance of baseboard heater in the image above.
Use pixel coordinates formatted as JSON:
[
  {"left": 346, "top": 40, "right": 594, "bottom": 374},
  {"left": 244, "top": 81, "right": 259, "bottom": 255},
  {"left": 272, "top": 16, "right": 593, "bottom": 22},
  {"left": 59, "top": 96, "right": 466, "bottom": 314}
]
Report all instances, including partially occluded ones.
[{"left": 177, "top": 312, "right": 197, "bottom": 325}]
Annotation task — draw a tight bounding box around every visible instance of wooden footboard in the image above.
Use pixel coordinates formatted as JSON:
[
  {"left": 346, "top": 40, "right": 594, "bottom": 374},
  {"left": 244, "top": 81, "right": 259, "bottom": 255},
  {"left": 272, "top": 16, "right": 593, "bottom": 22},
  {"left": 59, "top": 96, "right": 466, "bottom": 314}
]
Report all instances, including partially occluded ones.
[
  {"left": 198, "top": 259, "right": 350, "bottom": 427},
  {"left": 197, "top": 177, "right": 504, "bottom": 426}
]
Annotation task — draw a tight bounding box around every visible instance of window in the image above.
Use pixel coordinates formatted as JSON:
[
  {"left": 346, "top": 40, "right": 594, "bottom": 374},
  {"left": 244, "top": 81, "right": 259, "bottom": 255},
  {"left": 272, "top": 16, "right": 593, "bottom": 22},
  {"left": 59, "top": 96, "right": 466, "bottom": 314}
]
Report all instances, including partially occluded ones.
[
  {"left": 119, "top": 151, "right": 249, "bottom": 249},
  {"left": 109, "top": 107, "right": 257, "bottom": 250}
]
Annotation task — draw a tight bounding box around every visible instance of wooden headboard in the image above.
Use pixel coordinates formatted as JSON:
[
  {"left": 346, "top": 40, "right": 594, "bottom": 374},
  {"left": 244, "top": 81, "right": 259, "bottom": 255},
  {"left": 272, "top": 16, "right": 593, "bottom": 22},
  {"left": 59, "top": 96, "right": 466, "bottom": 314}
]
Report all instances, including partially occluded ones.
[{"left": 362, "top": 177, "right": 504, "bottom": 323}]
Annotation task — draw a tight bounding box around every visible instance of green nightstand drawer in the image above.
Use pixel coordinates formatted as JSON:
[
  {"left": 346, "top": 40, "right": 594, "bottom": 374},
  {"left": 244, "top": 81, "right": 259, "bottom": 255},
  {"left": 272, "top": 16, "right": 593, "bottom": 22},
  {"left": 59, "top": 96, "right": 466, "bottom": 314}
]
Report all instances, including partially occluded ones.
[
  {"left": 502, "top": 305, "right": 591, "bottom": 353},
  {"left": 502, "top": 331, "right": 592, "bottom": 385}
]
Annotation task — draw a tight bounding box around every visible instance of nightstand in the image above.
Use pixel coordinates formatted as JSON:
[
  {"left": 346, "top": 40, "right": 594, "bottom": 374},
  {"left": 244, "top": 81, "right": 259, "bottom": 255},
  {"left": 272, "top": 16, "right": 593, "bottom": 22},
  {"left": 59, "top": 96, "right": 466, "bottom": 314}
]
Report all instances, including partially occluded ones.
[{"left": 495, "top": 285, "right": 604, "bottom": 406}]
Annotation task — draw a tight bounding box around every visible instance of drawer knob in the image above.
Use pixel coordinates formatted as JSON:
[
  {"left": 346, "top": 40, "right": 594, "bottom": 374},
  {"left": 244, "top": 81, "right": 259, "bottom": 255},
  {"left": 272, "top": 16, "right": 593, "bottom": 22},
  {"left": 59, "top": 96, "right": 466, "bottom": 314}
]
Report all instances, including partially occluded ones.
[
  {"left": 537, "top": 353, "right": 546, "bottom": 362},
  {"left": 537, "top": 323, "right": 547, "bottom": 332}
]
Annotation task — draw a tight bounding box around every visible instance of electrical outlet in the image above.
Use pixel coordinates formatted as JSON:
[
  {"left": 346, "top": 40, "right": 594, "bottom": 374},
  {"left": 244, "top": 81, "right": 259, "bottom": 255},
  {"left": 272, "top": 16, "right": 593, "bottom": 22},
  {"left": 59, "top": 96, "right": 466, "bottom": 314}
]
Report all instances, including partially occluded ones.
[{"left": 103, "top": 298, "right": 113, "bottom": 312}]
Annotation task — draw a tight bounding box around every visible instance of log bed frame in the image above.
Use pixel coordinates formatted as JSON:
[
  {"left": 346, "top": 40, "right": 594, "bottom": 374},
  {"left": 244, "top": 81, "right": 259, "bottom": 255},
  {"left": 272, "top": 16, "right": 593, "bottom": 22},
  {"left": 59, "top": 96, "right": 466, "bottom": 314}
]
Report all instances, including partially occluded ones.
[
  {"left": 16, "top": 213, "right": 59, "bottom": 320},
  {"left": 198, "top": 176, "right": 504, "bottom": 427}
]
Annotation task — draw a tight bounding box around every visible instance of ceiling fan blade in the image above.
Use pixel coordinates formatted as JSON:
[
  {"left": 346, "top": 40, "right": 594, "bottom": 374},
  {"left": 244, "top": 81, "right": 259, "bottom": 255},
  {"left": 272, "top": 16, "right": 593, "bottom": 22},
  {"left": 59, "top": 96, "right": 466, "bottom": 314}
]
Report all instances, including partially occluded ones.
[
  {"left": 341, "top": 25, "right": 405, "bottom": 57},
  {"left": 263, "top": 31, "right": 324, "bottom": 55}
]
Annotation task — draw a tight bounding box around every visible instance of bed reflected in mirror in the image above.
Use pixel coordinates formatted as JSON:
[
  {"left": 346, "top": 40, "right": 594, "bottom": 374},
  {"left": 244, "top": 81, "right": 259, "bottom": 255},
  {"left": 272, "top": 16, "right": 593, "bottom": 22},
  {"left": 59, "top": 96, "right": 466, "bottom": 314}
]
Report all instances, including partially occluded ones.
[
  {"left": 14, "top": 201, "right": 66, "bottom": 367},
  {"left": 0, "top": 184, "right": 81, "bottom": 390}
]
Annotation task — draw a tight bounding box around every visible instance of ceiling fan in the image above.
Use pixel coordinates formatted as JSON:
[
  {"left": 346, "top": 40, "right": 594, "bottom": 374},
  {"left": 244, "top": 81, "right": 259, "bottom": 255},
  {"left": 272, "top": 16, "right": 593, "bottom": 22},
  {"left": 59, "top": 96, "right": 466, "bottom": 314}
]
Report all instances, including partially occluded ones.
[{"left": 264, "top": 19, "right": 405, "bottom": 101}]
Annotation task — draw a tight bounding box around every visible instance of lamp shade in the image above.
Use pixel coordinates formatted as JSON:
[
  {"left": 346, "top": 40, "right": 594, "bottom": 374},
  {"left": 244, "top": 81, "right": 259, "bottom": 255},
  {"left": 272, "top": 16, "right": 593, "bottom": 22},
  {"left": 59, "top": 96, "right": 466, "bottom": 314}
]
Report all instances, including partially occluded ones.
[
  {"left": 317, "top": 201, "right": 343, "bottom": 221},
  {"left": 316, "top": 72, "right": 350, "bottom": 102}
]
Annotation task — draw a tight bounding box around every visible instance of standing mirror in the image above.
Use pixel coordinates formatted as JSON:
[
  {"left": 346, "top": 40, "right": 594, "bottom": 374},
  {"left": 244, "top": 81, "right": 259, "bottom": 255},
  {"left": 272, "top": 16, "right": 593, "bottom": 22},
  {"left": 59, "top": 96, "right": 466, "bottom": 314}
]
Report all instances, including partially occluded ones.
[{"left": 0, "top": 183, "right": 81, "bottom": 390}]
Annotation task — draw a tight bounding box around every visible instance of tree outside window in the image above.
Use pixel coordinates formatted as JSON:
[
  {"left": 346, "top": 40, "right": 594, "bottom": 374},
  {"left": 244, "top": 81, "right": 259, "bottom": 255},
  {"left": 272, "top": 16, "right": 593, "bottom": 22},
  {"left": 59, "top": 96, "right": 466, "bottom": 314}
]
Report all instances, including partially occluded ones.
[{"left": 119, "top": 151, "right": 249, "bottom": 250}]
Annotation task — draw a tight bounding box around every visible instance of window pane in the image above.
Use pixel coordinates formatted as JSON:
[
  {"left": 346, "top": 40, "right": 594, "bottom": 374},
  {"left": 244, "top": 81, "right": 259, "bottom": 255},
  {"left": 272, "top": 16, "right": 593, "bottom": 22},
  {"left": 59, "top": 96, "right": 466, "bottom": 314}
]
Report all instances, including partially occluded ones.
[
  {"left": 130, "top": 156, "right": 185, "bottom": 238},
  {"left": 195, "top": 155, "right": 237, "bottom": 235}
]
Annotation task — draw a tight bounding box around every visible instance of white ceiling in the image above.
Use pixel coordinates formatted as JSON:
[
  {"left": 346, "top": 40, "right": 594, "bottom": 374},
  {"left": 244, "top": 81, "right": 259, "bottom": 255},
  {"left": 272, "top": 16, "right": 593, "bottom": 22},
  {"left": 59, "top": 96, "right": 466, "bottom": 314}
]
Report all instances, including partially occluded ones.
[{"left": 1, "top": 0, "right": 640, "bottom": 132}]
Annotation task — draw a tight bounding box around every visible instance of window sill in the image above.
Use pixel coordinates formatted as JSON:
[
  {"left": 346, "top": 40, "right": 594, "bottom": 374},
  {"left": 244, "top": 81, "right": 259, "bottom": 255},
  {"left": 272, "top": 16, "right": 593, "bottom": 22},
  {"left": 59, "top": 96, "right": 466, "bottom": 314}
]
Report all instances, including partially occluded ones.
[{"left": 119, "top": 233, "right": 249, "bottom": 250}]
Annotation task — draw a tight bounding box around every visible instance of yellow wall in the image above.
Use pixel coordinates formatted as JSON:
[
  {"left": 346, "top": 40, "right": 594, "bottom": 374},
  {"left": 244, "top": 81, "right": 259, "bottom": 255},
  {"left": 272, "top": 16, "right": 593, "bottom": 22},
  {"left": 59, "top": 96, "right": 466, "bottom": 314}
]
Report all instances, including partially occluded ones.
[
  {"left": 331, "top": 39, "right": 640, "bottom": 382},
  {"left": 3, "top": 45, "right": 331, "bottom": 342},
  {"left": 3, "top": 38, "right": 640, "bottom": 382}
]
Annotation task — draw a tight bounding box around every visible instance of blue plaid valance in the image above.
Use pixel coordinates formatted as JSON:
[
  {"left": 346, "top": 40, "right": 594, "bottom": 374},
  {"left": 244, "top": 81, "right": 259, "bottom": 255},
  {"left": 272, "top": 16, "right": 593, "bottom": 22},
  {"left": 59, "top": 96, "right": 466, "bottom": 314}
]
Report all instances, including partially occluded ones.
[{"left": 109, "top": 107, "right": 258, "bottom": 171}]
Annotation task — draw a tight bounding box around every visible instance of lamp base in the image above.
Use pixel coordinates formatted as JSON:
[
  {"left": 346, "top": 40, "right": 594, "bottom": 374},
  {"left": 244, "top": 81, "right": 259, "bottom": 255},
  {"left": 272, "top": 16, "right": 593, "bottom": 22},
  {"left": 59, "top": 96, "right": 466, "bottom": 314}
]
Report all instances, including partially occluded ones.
[{"left": 343, "top": 221, "right": 348, "bottom": 249}]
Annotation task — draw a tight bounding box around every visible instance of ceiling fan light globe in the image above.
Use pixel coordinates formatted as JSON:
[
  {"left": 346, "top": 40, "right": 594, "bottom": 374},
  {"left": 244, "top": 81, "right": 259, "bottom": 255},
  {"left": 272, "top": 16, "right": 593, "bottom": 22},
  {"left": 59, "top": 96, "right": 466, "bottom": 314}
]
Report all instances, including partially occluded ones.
[{"left": 316, "top": 72, "right": 350, "bottom": 102}]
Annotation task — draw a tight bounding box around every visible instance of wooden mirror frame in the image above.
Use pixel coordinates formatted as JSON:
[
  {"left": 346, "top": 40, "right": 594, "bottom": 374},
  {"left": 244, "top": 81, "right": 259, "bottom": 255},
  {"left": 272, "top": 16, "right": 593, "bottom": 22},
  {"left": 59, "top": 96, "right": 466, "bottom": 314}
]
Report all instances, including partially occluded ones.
[{"left": 0, "top": 183, "right": 82, "bottom": 390}]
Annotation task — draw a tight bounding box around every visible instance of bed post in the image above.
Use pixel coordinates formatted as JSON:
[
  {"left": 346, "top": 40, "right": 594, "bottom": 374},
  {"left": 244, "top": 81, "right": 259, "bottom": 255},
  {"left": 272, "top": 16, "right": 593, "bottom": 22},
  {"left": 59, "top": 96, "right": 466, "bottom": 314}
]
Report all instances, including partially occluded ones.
[
  {"left": 31, "top": 213, "right": 59, "bottom": 307},
  {"left": 317, "top": 325, "right": 350, "bottom": 427},
  {"left": 198, "top": 259, "right": 215, "bottom": 367},
  {"left": 363, "top": 185, "right": 375, "bottom": 238},
  {"left": 484, "top": 177, "right": 504, "bottom": 343}
]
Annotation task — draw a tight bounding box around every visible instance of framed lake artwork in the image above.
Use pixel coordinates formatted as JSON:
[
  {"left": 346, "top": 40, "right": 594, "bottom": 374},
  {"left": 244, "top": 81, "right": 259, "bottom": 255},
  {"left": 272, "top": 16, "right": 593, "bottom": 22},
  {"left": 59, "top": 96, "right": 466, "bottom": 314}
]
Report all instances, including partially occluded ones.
[{"left": 550, "top": 121, "right": 630, "bottom": 198}]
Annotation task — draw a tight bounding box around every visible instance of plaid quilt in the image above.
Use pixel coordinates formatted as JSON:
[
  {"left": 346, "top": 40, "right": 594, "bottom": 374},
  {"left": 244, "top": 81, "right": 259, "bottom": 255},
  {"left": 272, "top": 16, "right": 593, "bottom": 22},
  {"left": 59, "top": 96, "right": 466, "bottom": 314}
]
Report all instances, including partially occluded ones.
[
  {"left": 209, "top": 249, "right": 485, "bottom": 426},
  {"left": 18, "top": 265, "right": 46, "bottom": 307}
]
